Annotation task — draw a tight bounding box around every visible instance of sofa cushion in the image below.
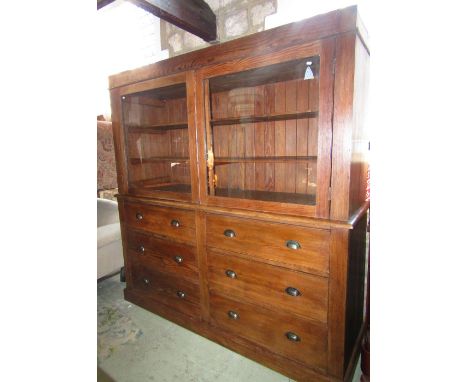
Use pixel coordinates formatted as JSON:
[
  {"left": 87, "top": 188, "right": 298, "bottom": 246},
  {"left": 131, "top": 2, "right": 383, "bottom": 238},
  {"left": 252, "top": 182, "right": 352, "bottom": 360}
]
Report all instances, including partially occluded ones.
[
  {"left": 97, "top": 223, "right": 121, "bottom": 248},
  {"left": 97, "top": 198, "right": 120, "bottom": 227}
]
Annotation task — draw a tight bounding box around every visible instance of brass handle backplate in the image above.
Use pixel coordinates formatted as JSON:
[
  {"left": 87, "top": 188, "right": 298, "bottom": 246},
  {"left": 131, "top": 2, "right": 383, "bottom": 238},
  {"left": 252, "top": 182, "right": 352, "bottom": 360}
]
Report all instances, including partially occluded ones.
[
  {"left": 285, "top": 331, "right": 300, "bottom": 342},
  {"left": 227, "top": 310, "right": 239, "bottom": 320},
  {"left": 174, "top": 256, "right": 184, "bottom": 264},
  {"left": 286, "top": 240, "right": 301, "bottom": 250},
  {"left": 225, "top": 269, "right": 237, "bottom": 279},
  {"left": 207, "top": 148, "right": 214, "bottom": 170},
  {"left": 176, "top": 291, "right": 186, "bottom": 299},
  {"left": 224, "top": 229, "right": 236, "bottom": 238},
  {"left": 285, "top": 287, "right": 301, "bottom": 297}
]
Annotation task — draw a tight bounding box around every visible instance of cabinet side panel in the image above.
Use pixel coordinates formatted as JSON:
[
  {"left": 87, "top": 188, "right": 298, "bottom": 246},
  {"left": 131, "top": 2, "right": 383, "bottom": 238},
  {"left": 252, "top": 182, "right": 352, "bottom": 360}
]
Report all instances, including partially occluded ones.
[
  {"left": 328, "top": 229, "right": 349, "bottom": 378},
  {"left": 117, "top": 198, "right": 133, "bottom": 287},
  {"left": 344, "top": 212, "right": 367, "bottom": 369},
  {"left": 330, "top": 33, "right": 356, "bottom": 221},
  {"left": 348, "top": 37, "right": 370, "bottom": 217}
]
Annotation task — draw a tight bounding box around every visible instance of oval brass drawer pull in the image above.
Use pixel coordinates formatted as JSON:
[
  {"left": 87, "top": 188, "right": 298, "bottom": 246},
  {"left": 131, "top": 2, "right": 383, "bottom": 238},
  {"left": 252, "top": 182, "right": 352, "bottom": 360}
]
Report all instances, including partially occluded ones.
[
  {"left": 285, "top": 287, "right": 301, "bottom": 297},
  {"left": 171, "top": 219, "right": 180, "bottom": 228},
  {"left": 138, "top": 245, "right": 145, "bottom": 254},
  {"left": 174, "top": 255, "right": 184, "bottom": 264},
  {"left": 143, "top": 278, "right": 150, "bottom": 285},
  {"left": 136, "top": 212, "right": 143, "bottom": 220},
  {"left": 227, "top": 310, "right": 239, "bottom": 320},
  {"left": 285, "top": 331, "right": 300, "bottom": 342},
  {"left": 176, "top": 290, "right": 186, "bottom": 299},
  {"left": 286, "top": 240, "right": 301, "bottom": 250},
  {"left": 224, "top": 229, "right": 236, "bottom": 238},
  {"left": 225, "top": 269, "right": 237, "bottom": 279}
]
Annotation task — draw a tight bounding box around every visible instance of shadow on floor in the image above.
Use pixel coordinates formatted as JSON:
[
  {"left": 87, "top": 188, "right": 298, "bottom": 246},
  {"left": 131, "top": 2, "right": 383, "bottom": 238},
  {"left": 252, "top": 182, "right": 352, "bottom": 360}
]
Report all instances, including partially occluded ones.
[{"left": 98, "top": 367, "right": 115, "bottom": 382}]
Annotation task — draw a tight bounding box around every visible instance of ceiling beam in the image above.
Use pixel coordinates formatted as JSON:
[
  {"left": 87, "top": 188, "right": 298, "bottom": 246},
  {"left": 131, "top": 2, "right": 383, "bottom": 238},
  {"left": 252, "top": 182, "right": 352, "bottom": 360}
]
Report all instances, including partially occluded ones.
[
  {"left": 128, "top": 0, "right": 217, "bottom": 42},
  {"left": 97, "top": 0, "right": 116, "bottom": 10}
]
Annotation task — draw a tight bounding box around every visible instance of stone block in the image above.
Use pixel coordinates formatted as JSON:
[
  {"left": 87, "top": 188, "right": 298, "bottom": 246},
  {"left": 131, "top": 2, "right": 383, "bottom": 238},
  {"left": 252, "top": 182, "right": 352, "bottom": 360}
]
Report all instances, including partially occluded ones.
[
  {"left": 221, "top": 0, "right": 238, "bottom": 6},
  {"left": 225, "top": 9, "right": 249, "bottom": 37},
  {"left": 205, "top": 0, "right": 221, "bottom": 11},
  {"left": 251, "top": 1, "right": 276, "bottom": 26},
  {"left": 183, "top": 31, "right": 207, "bottom": 50},
  {"left": 168, "top": 33, "right": 183, "bottom": 53}
]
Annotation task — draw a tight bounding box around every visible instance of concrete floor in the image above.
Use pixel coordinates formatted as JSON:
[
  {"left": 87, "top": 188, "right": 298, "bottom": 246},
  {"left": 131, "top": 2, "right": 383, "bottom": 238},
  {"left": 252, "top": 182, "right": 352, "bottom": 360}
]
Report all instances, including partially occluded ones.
[{"left": 97, "top": 274, "right": 362, "bottom": 382}]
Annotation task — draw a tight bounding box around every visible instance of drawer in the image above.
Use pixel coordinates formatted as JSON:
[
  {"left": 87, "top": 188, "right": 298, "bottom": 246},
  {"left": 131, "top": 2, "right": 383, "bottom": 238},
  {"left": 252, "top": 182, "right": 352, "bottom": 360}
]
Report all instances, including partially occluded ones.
[
  {"left": 127, "top": 229, "right": 198, "bottom": 281},
  {"left": 209, "top": 293, "right": 328, "bottom": 370},
  {"left": 207, "top": 249, "right": 328, "bottom": 323},
  {"left": 131, "top": 263, "right": 200, "bottom": 318},
  {"left": 124, "top": 202, "right": 196, "bottom": 244},
  {"left": 206, "top": 214, "right": 330, "bottom": 275}
]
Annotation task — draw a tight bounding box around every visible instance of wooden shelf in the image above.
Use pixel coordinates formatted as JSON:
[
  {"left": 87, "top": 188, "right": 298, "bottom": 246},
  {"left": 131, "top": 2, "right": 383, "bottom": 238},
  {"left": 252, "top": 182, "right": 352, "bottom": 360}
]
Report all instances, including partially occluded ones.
[
  {"left": 130, "top": 176, "right": 171, "bottom": 188},
  {"left": 214, "top": 156, "right": 317, "bottom": 165},
  {"left": 127, "top": 122, "right": 188, "bottom": 133},
  {"left": 122, "top": 96, "right": 166, "bottom": 109},
  {"left": 210, "top": 111, "right": 318, "bottom": 126},
  {"left": 130, "top": 156, "right": 190, "bottom": 165},
  {"left": 214, "top": 188, "right": 316, "bottom": 205},
  {"left": 129, "top": 181, "right": 191, "bottom": 193},
  {"left": 153, "top": 183, "right": 192, "bottom": 193}
]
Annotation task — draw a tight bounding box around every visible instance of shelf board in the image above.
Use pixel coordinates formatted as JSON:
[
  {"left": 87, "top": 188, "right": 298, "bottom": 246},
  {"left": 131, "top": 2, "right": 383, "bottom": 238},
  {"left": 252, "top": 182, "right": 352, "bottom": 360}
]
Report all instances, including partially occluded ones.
[
  {"left": 129, "top": 156, "right": 190, "bottom": 165},
  {"left": 127, "top": 122, "right": 188, "bottom": 133},
  {"left": 214, "top": 156, "right": 317, "bottom": 165},
  {"left": 210, "top": 111, "right": 318, "bottom": 126},
  {"left": 129, "top": 181, "right": 191, "bottom": 193},
  {"left": 130, "top": 176, "right": 171, "bottom": 188},
  {"left": 152, "top": 184, "right": 192, "bottom": 193},
  {"left": 214, "top": 188, "right": 316, "bottom": 205},
  {"left": 122, "top": 96, "right": 166, "bottom": 108}
]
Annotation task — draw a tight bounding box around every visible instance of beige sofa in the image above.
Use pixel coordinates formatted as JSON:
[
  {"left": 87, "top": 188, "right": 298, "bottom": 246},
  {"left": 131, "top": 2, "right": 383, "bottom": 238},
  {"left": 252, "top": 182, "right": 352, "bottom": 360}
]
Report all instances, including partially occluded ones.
[{"left": 97, "top": 198, "right": 123, "bottom": 279}]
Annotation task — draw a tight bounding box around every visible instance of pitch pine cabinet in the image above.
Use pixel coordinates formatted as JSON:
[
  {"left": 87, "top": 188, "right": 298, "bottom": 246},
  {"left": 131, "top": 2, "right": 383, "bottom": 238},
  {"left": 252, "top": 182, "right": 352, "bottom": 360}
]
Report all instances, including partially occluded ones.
[{"left": 109, "top": 6, "right": 369, "bottom": 381}]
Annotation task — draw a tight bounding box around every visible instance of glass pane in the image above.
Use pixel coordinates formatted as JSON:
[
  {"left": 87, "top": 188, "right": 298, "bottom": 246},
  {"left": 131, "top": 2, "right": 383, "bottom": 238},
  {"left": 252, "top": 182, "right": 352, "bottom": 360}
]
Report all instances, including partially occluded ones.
[
  {"left": 122, "top": 83, "right": 191, "bottom": 195},
  {"left": 207, "top": 57, "right": 320, "bottom": 205}
]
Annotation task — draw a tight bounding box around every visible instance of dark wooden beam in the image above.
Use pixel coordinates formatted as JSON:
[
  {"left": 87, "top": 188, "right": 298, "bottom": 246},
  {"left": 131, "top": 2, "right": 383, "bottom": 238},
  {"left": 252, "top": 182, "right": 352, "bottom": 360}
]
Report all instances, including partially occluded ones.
[
  {"left": 128, "top": 0, "right": 217, "bottom": 42},
  {"left": 97, "top": 0, "right": 116, "bottom": 10}
]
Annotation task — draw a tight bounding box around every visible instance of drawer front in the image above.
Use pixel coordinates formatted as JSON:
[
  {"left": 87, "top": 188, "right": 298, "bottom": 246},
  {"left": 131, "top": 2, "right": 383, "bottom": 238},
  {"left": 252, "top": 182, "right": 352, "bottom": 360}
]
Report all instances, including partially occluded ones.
[
  {"left": 207, "top": 249, "right": 328, "bottom": 323},
  {"left": 127, "top": 229, "right": 198, "bottom": 281},
  {"left": 131, "top": 263, "right": 200, "bottom": 318},
  {"left": 206, "top": 214, "right": 330, "bottom": 275},
  {"left": 209, "top": 293, "right": 328, "bottom": 370},
  {"left": 124, "top": 202, "right": 196, "bottom": 244}
]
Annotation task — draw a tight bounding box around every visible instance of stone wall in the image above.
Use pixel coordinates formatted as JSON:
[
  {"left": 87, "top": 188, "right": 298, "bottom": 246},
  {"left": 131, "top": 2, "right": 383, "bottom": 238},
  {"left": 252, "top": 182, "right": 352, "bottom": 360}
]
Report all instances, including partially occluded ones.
[
  {"left": 161, "top": 0, "right": 277, "bottom": 57},
  {"left": 97, "top": 121, "right": 118, "bottom": 192}
]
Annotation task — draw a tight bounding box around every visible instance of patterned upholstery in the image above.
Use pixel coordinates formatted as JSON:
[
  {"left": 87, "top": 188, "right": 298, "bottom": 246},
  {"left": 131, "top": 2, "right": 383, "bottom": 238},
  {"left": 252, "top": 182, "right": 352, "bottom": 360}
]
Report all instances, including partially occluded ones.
[{"left": 97, "top": 121, "right": 118, "bottom": 191}]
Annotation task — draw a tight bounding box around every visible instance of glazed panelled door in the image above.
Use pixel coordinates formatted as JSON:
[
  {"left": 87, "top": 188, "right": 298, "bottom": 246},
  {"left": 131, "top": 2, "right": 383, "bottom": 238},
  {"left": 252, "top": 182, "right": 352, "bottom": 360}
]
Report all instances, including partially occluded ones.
[
  {"left": 120, "top": 73, "right": 197, "bottom": 202},
  {"left": 201, "top": 41, "right": 334, "bottom": 217}
]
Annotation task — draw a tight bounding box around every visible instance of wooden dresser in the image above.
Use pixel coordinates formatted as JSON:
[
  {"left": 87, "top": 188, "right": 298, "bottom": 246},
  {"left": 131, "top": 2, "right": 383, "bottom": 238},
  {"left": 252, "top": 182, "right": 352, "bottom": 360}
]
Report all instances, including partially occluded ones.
[{"left": 109, "top": 6, "right": 369, "bottom": 381}]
